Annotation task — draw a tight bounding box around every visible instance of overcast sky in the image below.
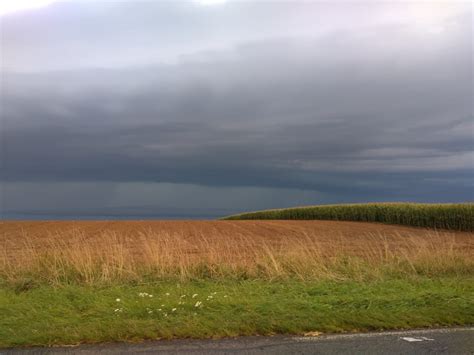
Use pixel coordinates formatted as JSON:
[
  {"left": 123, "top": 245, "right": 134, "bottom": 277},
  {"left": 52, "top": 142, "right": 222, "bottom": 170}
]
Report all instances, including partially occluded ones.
[{"left": 1, "top": 0, "right": 473, "bottom": 218}]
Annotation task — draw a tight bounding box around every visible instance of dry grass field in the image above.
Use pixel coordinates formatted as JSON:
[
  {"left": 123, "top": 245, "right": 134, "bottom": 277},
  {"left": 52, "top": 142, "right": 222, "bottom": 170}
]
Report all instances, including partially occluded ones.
[
  {"left": 1, "top": 220, "right": 473, "bottom": 347},
  {"left": 1, "top": 220, "right": 473, "bottom": 285}
]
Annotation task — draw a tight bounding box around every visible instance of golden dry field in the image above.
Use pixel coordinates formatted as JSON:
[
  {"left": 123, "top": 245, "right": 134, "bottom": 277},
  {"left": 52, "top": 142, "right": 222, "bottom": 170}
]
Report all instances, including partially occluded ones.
[{"left": 1, "top": 220, "right": 473, "bottom": 285}]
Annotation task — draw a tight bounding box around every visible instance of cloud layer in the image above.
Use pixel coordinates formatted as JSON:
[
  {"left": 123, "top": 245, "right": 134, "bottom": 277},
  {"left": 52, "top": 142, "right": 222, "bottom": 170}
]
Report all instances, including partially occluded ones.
[{"left": 1, "top": 1, "right": 473, "bottom": 215}]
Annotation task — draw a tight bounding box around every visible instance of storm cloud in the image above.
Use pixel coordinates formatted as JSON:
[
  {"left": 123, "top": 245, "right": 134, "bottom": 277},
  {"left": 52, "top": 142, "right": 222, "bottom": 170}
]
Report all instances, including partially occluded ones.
[{"left": 1, "top": 1, "right": 473, "bottom": 217}]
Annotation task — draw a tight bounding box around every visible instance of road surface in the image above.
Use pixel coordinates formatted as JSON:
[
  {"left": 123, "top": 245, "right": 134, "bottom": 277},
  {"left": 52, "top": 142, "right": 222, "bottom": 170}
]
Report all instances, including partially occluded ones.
[{"left": 2, "top": 327, "right": 473, "bottom": 354}]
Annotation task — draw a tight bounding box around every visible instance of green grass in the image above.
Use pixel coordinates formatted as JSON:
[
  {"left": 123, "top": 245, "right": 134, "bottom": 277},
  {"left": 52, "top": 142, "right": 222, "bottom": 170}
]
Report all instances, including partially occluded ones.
[
  {"left": 1, "top": 276, "right": 473, "bottom": 348},
  {"left": 223, "top": 202, "right": 474, "bottom": 231}
]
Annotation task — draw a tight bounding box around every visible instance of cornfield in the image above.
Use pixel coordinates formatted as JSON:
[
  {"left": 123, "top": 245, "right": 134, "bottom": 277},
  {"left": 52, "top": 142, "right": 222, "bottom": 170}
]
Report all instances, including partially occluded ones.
[{"left": 223, "top": 203, "right": 474, "bottom": 231}]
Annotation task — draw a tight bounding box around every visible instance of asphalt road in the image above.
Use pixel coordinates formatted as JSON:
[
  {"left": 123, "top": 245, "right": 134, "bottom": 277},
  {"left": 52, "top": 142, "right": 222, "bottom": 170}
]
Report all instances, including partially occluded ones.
[{"left": 3, "top": 328, "right": 473, "bottom": 355}]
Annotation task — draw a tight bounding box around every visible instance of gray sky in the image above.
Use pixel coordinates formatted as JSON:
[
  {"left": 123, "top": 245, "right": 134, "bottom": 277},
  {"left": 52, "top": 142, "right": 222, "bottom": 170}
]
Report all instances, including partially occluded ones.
[{"left": 1, "top": 0, "right": 473, "bottom": 218}]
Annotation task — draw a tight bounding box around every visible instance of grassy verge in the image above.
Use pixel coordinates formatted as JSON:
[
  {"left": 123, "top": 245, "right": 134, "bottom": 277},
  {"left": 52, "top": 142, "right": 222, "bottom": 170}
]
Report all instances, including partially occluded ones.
[
  {"left": 223, "top": 203, "right": 474, "bottom": 231},
  {"left": 1, "top": 276, "right": 473, "bottom": 348}
]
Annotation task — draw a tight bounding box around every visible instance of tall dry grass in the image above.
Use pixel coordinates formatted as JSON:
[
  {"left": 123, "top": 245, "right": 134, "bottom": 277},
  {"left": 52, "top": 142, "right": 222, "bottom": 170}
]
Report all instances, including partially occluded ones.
[{"left": 1, "top": 225, "right": 472, "bottom": 287}]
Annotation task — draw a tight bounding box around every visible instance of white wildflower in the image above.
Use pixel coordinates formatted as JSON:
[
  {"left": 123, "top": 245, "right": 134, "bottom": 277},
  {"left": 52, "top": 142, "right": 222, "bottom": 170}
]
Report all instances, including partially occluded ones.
[
  {"left": 172, "top": 308, "right": 177, "bottom": 312},
  {"left": 194, "top": 301, "right": 202, "bottom": 307},
  {"left": 116, "top": 298, "right": 121, "bottom": 302},
  {"left": 192, "top": 294, "right": 198, "bottom": 298}
]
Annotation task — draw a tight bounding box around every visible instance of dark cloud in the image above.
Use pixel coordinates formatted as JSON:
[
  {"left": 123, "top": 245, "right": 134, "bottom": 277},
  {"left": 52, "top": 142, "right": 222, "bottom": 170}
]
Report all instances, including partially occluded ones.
[{"left": 1, "top": 1, "right": 473, "bottom": 217}]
